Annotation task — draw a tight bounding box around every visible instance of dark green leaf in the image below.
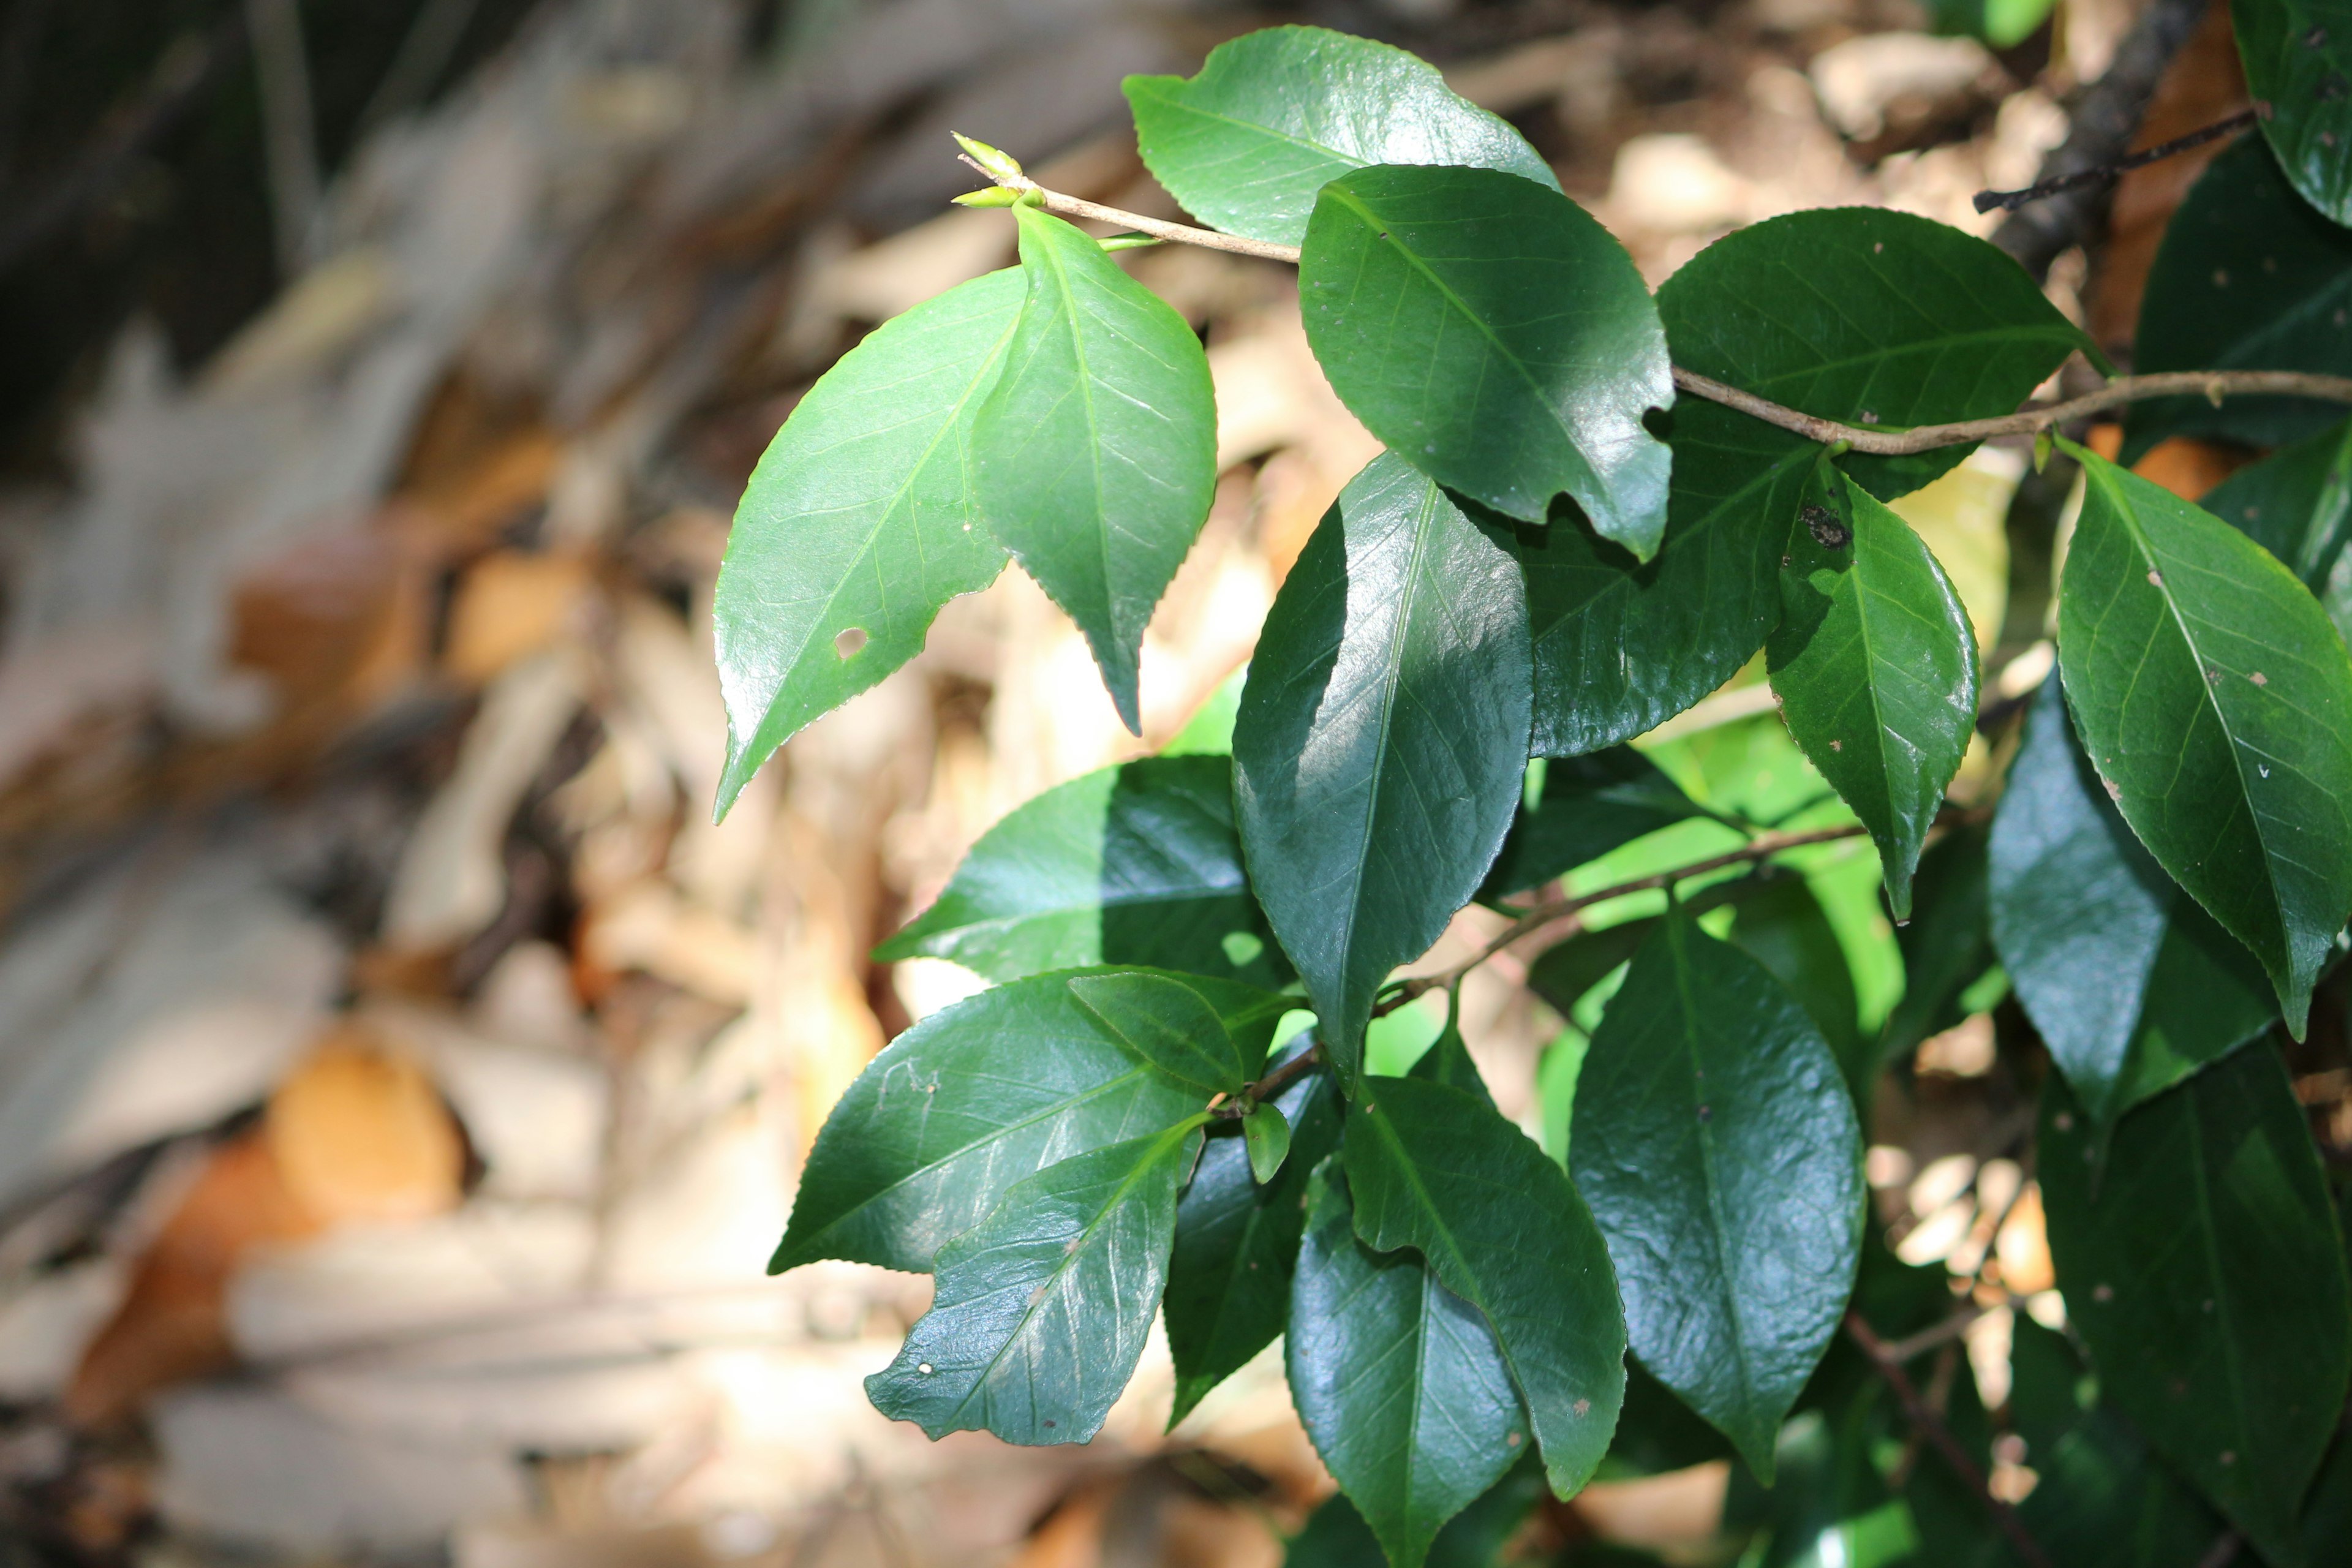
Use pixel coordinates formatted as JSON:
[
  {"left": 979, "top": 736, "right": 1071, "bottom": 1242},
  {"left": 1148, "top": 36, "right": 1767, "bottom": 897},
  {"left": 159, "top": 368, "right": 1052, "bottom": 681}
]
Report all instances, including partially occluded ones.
[
  {"left": 2055, "top": 440, "right": 2352, "bottom": 1035},
  {"left": 1768, "top": 464, "right": 1979, "bottom": 918},
  {"left": 1234, "top": 454, "right": 1532, "bottom": 1089},
  {"left": 867, "top": 1121, "right": 1200, "bottom": 1443},
  {"left": 874, "top": 754, "right": 1289, "bottom": 990},
  {"left": 2040, "top": 1046, "right": 2352, "bottom": 1565},
  {"left": 2201, "top": 416, "right": 2352, "bottom": 595},
  {"left": 2124, "top": 132, "right": 2352, "bottom": 458},
  {"left": 976, "top": 207, "right": 1217, "bottom": 732},
  {"left": 2304, "top": 1425, "right": 2352, "bottom": 1568},
  {"left": 1598, "top": 1357, "right": 1736, "bottom": 1479},
  {"left": 1289, "top": 1164, "right": 1526, "bottom": 1568},
  {"left": 714, "top": 270, "right": 1021, "bottom": 813},
  {"left": 1123, "top": 25, "right": 1558, "bottom": 249},
  {"left": 1344, "top": 1076, "right": 1628, "bottom": 1499},
  {"left": 1991, "top": 675, "right": 2275, "bottom": 1128},
  {"left": 1730, "top": 1398, "right": 1919, "bottom": 1568},
  {"left": 1878, "top": 821, "right": 1992, "bottom": 1068},
  {"left": 1285, "top": 1457, "right": 1549, "bottom": 1568},
  {"left": 1727, "top": 872, "right": 1868, "bottom": 1102},
  {"left": 771, "top": 967, "right": 1284, "bottom": 1273},
  {"left": 1242, "top": 1098, "right": 1291, "bottom": 1182},
  {"left": 2233, "top": 0, "right": 2352, "bottom": 228},
  {"left": 1409, "top": 1005, "right": 1496, "bottom": 1109},
  {"left": 1068, "top": 970, "right": 1250, "bottom": 1095},
  {"left": 1574, "top": 915, "right": 1863, "bottom": 1478},
  {"left": 1164, "top": 1062, "right": 1341, "bottom": 1425},
  {"left": 1299, "top": 166, "right": 1672, "bottom": 552},
  {"left": 1480, "top": 748, "right": 1712, "bottom": 899}
]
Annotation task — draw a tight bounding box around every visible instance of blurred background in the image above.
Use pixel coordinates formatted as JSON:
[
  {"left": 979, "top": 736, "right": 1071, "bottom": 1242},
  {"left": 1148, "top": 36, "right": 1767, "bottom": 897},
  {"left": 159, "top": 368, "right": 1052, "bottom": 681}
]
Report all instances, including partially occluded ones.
[{"left": 0, "top": 0, "right": 2296, "bottom": 1562}]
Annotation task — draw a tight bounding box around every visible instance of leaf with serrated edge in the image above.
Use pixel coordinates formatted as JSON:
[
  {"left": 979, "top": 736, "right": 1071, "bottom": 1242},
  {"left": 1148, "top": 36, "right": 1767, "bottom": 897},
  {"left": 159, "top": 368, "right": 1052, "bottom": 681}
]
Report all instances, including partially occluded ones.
[
  {"left": 1768, "top": 464, "right": 1978, "bottom": 919},
  {"left": 1573, "top": 915, "right": 1861, "bottom": 1479},
  {"left": 770, "top": 967, "right": 1284, "bottom": 1274},
  {"left": 867, "top": 1121, "right": 1201, "bottom": 1444},
  {"left": 714, "top": 270, "right": 1020, "bottom": 814},
  {"left": 1289, "top": 1163, "right": 1525, "bottom": 1568},
  {"left": 2041, "top": 1046, "right": 2351, "bottom": 1566},
  {"left": 1068, "top": 971, "right": 1248, "bottom": 1095},
  {"left": 1300, "top": 165, "right": 1672, "bottom": 554},
  {"left": 1123, "top": 24, "right": 1558, "bottom": 249},
  {"left": 2055, "top": 438, "right": 2352, "bottom": 1036},
  {"left": 976, "top": 207, "right": 1216, "bottom": 733},
  {"left": 2233, "top": 0, "right": 2352, "bottom": 227},
  {"left": 1234, "top": 454, "right": 1531, "bottom": 1090},
  {"left": 1344, "top": 1076, "right": 1626, "bottom": 1499}
]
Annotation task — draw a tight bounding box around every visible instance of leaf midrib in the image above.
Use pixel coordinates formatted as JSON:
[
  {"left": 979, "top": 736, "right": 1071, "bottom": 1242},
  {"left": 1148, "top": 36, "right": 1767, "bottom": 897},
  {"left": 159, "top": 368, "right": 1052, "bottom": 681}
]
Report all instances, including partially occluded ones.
[{"left": 1028, "top": 216, "right": 1116, "bottom": 615}]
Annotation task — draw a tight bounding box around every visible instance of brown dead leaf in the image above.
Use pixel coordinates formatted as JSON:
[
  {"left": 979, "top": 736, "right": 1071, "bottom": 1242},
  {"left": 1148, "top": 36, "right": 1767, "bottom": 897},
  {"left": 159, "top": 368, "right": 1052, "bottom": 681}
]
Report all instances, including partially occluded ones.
[
  {"left": 444, "top": 550, "right": 596, "bottom": 684},
  {"left": 265, "top": 1025, "right": 467, "bottom": 1225},
  {"left": 2133, "top": 436, "right": 2246, "bottom": 501}
]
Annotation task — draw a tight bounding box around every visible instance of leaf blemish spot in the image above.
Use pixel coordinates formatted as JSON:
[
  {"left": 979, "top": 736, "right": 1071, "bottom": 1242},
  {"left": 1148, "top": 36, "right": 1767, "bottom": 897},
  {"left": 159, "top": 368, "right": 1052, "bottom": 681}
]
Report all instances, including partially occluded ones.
[
  {"left": 2251, "top": 671, "right": 2268, "bottom": 685},
  {"left": 918, "top": 1363, "right": 933, "bottom": 1374},
  {"left": 1830, "top": 739, "right": 1842, "bottom": 752},
  {"left": 1572, "top": 1398, "right": 1590, "bottom": 1418},
  {"left": 2147, "top": 570, "right": 2163, "bottom": 586},
  {"left": 2054, "top": 1112, "right": 2073, "bottom": 1132},
  {"left": 1507, "top": 1432, "right": 1523, "bottom": 1447},
  {"left": 2094, "top": 1283, "right": 2114, "bottom": 1303}
]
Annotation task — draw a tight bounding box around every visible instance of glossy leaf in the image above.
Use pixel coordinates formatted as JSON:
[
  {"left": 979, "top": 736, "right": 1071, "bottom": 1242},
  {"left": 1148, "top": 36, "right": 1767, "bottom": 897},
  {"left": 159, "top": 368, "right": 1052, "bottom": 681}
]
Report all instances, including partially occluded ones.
[
  {"left": 976, "top": 206, "right": 1217, "bottom": 732},
  {"left": 1481, "top": 748, "right": 1713, "bottom": 899},
  {"left": 714, "top": 270, "right": 1021, "bottom": 813},
  {"left": 1234, "top": 454, "right": 1533, "bottom": 1089},
  {"left": 2234, "top": 0, "right": 2352, "bottom": 227},
  {"left": 1990, "top": 676, "right": 2275, "bottom": 1129},
  {"left": 2124, "top": 132, "right": 2352, "bottom": 458},
  {"left": 867, "top": 1121, "right": 1201, "bottom": 1444},
  {"left": 1242, "top": 1098, "right": 1291, "bottom": 1182},
  {"left": 1123, "top": 25, "right": 1557, "bottom": 249},
  {"left": 2204, "top": 417, "right": 2352, "bottom": 590},
  {"left": 1877, "top": 823, "right": 1992, "bottom": 1068},
  {"left": 1573, "top": 916, "right": 1863, "bottom": 1479},
  {"left": 1300, "top": 165, "right": 1672, "bottom": 552},
  {"left": 1289, "top": 1164, "right": 1525, "bottom": 1568},
  {"left": 2055, "top": 440, "right": 2352, "bottom": 1035},
  {"left": 2040, "top": 1046, "right": 2351, "bottom": 1566},
  {"left": 1768, "top": 464, "right": 1978, "bottom": 918},
  {"left": 1344, "top": 1076, "right": 1627, "bottom": 1499},
  {"left": 1725, "top": 873, "right": 1867, "bottom": 1100},
  {"left": 873, "top": 755, "right": 1289, "bottom": 990},
  {"left": 1068, "top": 970, "right": 1249, "bottom": 1095},
  {"left": 1164, "top": 1063, "right": 1341, "bottom": 1424},
  {"left": 771, "top": 968, "right": 1284, "bottom": 1273}
]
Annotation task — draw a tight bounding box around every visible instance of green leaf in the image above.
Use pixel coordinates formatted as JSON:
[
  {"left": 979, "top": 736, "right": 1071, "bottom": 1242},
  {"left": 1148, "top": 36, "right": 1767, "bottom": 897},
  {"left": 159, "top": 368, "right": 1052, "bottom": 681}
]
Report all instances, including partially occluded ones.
[
  {"left": 2201, "top": 415, "right": 2352, "bottom": 629},
  {"left": 976, "top": 206, "right": 1218, "bottom": 732},
  {"left": 2040, "top": 1045, "right": 2352, "bottom": 1566},
  {"left": 1926, "top": 0, "right": 2056, "bottom": 47},
  {"left": 1164, "top": 1060, "right": 1341, "bottom": 1425},
  {"left": 874, "top": 754, "right": 1290, "bottom": 990},
  {"left": 1480, "top": 748, "right": 1713, "bottom": 900},
  {"left": 1990, "top": 675, "right": 2276, "bottom": 1129},
  {"left": 771, "top": 967, "right": 1284, "bottom": 1273},
  {"left": 1877, "top": 821, "right": 1992, "bottom": 1068},
  {"left": 2233, "top": 0, "right": 2352, "bottom": 228},
  {"left": 1067, "top": 970, "right": 1251, "bottom": 1095},
  {"left": 1284, "top": 1458, "right": 1548, "bottom": 1568},
  {"left": 1768, "top": 464, "right": 1979, "bottom": 919},
  {"left": 1600, "top": 1358, "right": 1736, "bottom": 1479},
  {"left": 1242, "top": 1098, "right": 1291, "bottom": 1182},
  {"left": 1299, "top": 165, "right": 1672, "bottom": 552},
  {"left": 1234, "top": 454, "right": 1533, "bottom": 1089},
  {"left": 2124, "top": 132, "right": 2352, "bottom": 458},
  {"left": 714, "top": 269, "right": 1022, "bottom": 813},
  {"left": 1344, "top": 1076, "right": 1628, "bottom": 1499},
  {"left": 1725, "top": 872, "right": 1868, "bottom": 1101},
  {"left": 866, "top": 1121, "right": 1201, "bottom": 1444},
  {"left": 1122, "top": 24, "right": 1558, "bottom": 249},
  {"left": 2054, "top": 440, "right": 2352, "bottom": 1035},
  {"left": 1409, "top": 1003, "right": 1496, "bottom": 1109},
  {"left": 1289, "top": 1164, "right": 1526, "bottom": 1568},
  {"left": 1572, "top": 914, "right": 1863, "bottom": 1479}
]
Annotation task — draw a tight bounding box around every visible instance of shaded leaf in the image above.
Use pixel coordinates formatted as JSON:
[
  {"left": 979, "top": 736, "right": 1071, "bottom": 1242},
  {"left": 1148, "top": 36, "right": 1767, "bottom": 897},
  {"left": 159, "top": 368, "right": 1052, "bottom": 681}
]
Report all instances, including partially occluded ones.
[
  {"left": 1480, "top": 748, "right": 1713, "bottom": 900},
  {"left": 1345, "top": 1076, "right": 1628, "bottom": 1499},
  {"left": 1124, "top": 25, "right": 1556, "bottom": 249},
  {"left": 1409, "top": 1004, "right": 1495, "bottom": 1109},
  {"left": 1574, "top": 915, "right": 1863, "bottom": 1478},
  {"left": 2040, "top": 1046, "right": 2352, "bottom": 1565},
  {"left": 714, "top": 270, "right": 1021, "bottom": 813},
  {"left": 2055, "top": 440, "right": 2352, "bottom": 1035},
  {"left": 1242, "top": 1098, "right": 1291, "bottom": 1182},
  {"left": 1068, "top": 970, "right": 1250, "bottom": 1095},
  {"left": 1878, "top": 821, "right": 1992, "bottom": 1069},
  {"left": 976, "top": 206, "right": 1217, "bottom": 732},
  {"left": 1234, "top": 454, "right": 1532, "bottom": 1090},
  {"left": 2233, "top": 0, "right": 2352, "bottom": 227},
  {"left": 1285, "top": 1457, "right": 1549, "bottom": 1568},
  {"left": 867, "top": 1121, "right": 1200, "bottom": 1443},
  {"left": 1726, "top": 873, "right": 1867, "bottom": 1101},
  {"left": 2201, "top": 415, "right": 2352, "bottom": 593},
  {"left": 1300, "top": 166, "right": 1672, "bottom": 552}
]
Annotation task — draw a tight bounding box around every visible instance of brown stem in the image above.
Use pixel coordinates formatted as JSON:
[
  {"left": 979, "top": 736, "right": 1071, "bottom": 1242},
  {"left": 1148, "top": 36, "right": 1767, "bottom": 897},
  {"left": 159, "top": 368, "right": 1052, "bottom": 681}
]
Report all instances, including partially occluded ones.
[
  {"left": 1216, "top": 1040, "right": 1324, "bottom": 1117},
  {"left": 1845, "top": 1312, "right": 2055, "bottom": 1568},
  {"left": 1973, "top": 106, "right": 2260, "bottom": 214}
]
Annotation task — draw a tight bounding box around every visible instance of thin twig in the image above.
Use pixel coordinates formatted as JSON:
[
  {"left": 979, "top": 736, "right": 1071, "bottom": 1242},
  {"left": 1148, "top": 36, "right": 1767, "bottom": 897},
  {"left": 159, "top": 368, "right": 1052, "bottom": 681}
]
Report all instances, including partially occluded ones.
[
  {"left": 1846, "top": 1312, "right": 2056, "bottom": 1568},
  {"left": 959, "top": 156, "right": 1302, "bottom": 263},
  {"left": 1973, "top": 105, "right": 2260, "bottom": 213}
]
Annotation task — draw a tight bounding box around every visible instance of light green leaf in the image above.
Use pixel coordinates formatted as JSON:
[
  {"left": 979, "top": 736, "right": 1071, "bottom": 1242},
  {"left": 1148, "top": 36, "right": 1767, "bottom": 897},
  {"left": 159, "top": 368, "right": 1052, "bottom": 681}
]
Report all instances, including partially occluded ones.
[
  {"left": 1344, "top": 1076, "right": 1627, "bottom": 1499},
  {"left": 2233, "top": 0, "right": 2352, "bottom": 227},
  {"left": 867, "top": 1121, "right": 1201, "bottom": 1443},
  {"left": 1234, "top": 454, "right": 1532, "bottom": 1090},
  {"left": 1480, "top": 747, "right": 1714, "bottom": 899},
  {"left": 1241, "top": 1098, "right": 1291, "bottom": 1182},
  {"left": 2041, "top": 1045, "right": 2352, "bottom": 1566},
  {"left": 1289, "top": 1164, "right": 1526, "bottom": 1568},
  {"left": 1299, "top": 165, "right": 1672, "bottom": 552},
  {"left": 769, "top": 967, "right": 1284, "bottom": 1273},
  {"left": 976, "top": 206, "right": 1217, "bottom": 732},
  {"left": 1574, "top": 915, "right": 1863, "bottom": 1479},
  {"left": 713, "top": 269, "right": 1021, "bottom": 814},
  {"left": 1068, "top": 971, "right": 1250, "bottom": 1095},
  {"left": 2055, "top": 440, "right": 2352, "bottom": 1035},
  {"left": 1123, "top": 24, "right": 1557, "bottom": 249},
  {"left": 873, "top": 754, "right": 1289, "bottom": 990},
  {"left": 1768, "top": 464, "right": 1979, "bottom": 919},
  {"left": 1990, "top": 675, "right": 2275, "bottom": 1129}
]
